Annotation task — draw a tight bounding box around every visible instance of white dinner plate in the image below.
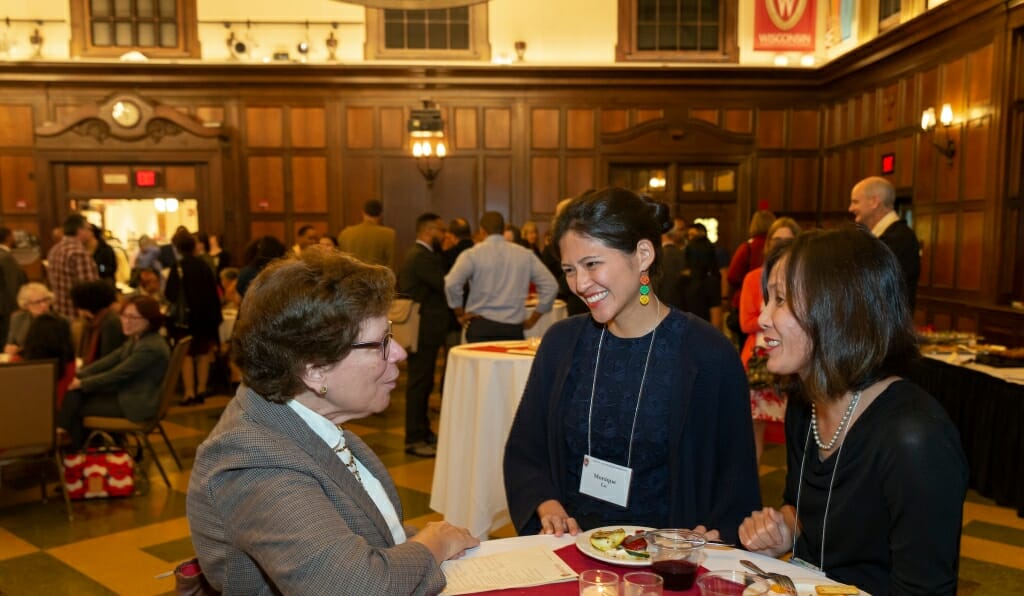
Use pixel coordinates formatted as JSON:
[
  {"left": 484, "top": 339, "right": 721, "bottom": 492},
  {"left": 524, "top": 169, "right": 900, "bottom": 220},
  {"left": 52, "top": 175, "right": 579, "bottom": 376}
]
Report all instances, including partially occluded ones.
[{"left": 574, "top": 525, "right": 655, "bottom": 567}]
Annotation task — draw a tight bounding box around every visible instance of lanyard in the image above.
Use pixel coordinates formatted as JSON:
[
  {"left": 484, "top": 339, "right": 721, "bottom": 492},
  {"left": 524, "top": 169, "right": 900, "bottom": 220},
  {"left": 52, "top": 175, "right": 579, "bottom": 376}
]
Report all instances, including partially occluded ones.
[{"left": 585, "top": 301, "right": 660, "bottom": 468}]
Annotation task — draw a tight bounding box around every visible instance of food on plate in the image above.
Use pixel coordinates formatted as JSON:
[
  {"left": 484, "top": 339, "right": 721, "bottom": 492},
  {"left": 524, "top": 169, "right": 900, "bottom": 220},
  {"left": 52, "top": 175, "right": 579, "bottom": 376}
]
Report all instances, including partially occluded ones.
[
  {"left": 621, "top": 534, "right": 649, "bottom": 558},
  {"left": 589, "top": 527, "right": 627, "bottom": 552}
]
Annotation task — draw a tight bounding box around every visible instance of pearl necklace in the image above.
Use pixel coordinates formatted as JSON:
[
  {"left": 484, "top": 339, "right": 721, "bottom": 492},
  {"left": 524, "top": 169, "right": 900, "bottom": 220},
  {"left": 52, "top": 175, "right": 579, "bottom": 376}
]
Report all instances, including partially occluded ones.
[{"left": 810, "top": 391, "right": 862, "bottom": 450}]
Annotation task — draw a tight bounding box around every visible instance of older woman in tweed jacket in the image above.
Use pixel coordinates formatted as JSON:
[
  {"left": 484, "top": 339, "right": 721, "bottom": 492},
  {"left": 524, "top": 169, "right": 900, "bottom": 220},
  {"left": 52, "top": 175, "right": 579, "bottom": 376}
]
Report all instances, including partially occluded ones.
[{"left": 187, "top": 249, "right": 477, "bottom": 595}]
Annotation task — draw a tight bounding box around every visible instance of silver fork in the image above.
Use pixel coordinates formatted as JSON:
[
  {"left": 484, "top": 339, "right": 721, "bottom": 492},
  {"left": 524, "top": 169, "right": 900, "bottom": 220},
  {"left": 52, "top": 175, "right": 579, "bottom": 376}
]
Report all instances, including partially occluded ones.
[{"left": 740, "top": 559, "right": 798, "bottom": 595}]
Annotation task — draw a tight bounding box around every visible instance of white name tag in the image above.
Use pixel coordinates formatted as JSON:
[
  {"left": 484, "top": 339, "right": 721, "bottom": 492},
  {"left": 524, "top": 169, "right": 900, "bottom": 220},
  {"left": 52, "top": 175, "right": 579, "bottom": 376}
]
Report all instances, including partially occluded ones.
[{"left": 579, "top": 455, "right": 633, "bottom": 507}]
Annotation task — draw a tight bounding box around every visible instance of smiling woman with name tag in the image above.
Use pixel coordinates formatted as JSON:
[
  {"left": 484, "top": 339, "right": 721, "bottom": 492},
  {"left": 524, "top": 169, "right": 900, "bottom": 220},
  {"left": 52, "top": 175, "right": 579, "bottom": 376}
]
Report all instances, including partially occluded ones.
[{"left": 503, "top": 188, "right": 761, "bottom": 544}]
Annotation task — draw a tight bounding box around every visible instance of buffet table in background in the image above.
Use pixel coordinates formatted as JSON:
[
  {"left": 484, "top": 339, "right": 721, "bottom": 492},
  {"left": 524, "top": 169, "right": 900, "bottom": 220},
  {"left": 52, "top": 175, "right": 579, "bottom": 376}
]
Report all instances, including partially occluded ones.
[
  {"left": 908, "top": 355, "right": 1024, "bottom": 517},
  {"left": 431, "top": 341, "right": 536, "bottom": 537}
]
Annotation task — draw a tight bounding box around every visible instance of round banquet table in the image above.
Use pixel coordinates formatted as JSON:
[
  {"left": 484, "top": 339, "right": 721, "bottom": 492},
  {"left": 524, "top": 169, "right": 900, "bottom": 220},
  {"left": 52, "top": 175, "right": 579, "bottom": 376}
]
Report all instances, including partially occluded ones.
[{"left": 430, "top": 340, "right": 537, "bottom": 537}]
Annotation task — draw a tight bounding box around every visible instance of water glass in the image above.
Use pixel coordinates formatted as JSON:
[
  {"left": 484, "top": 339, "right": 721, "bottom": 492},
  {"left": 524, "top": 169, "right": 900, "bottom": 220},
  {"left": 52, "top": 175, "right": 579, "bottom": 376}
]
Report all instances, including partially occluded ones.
[
  {"left": 579, "top": 569, "right": 619, "bottom": 596},
  {"left": 695, "top": 570, "right": 770, "bottom": 596},
  {"left": 623, "top": 571, "right": 663, "bottom": 596}
]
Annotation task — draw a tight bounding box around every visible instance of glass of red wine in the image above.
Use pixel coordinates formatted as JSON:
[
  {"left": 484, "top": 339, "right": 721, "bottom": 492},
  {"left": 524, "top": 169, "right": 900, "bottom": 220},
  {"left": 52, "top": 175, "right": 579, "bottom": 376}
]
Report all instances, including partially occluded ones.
[{"left": 648, "top": 529, "right": 706, "bottom": 591}]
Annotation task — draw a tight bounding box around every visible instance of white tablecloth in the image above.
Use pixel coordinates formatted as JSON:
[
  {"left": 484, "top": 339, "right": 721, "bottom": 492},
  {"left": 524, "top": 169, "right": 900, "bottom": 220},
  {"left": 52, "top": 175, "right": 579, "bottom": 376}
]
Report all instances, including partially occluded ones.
[
  {"left": 923, "top": 352, "right": 1024, "bottom": 385},
  {"left": 457, "top": 535, "right": 853, "bottom": 594},
  {"left": 431, "top": 341, "right": 536, "bottom": 537},
  {"left": 526, "top": 299, "right": 568, "bottom": 339}
]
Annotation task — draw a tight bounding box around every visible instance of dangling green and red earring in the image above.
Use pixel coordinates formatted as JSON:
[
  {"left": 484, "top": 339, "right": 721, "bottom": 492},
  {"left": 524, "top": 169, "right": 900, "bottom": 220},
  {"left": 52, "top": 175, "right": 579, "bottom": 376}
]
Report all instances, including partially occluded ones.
[{"left": 639, "top": 272, "right": 651, "bottom": 305}]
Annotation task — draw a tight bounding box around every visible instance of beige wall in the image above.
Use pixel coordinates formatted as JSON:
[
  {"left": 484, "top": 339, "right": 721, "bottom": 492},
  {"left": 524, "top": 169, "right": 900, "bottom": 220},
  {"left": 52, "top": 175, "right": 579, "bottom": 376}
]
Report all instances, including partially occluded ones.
[{"left": 2, "top": 0, "right": 946, "bottom": 65}]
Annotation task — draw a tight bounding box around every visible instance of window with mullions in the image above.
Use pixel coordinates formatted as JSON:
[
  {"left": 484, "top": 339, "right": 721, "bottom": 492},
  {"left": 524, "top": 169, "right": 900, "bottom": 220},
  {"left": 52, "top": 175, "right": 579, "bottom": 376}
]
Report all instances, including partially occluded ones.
[
  {"left": 618, "top": 0, "right": 737, "bottom": 63},
  {"left": 89, "top": 0, "right": 178, "bottom": 48},
  {"left": 365, "top": 4, "right": 489, "bottom": 60},
  {"left": 384, "top": 8, "right": 469, "bottom": 51},
  {"left": 70, "top": 0, "right": 199, "bottom": 58},
  {"left": 637, "top": 0, "right": 718, "bottom": 52}
]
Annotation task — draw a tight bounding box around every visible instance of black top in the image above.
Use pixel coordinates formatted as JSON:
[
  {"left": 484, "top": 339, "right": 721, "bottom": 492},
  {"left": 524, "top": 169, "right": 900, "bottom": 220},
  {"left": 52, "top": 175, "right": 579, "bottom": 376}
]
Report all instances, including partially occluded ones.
[
  {"left": 165, "top": 254, "right": 223, "bottom": 341},
  {"left": 783, "top": 380, "right": 967, "bottom": 595},
  {"left": 560, "top": 323, "right": 672, "bottom": 529},
  {"left": 878, "top": 219, "right": 921, "bottom": 311}
]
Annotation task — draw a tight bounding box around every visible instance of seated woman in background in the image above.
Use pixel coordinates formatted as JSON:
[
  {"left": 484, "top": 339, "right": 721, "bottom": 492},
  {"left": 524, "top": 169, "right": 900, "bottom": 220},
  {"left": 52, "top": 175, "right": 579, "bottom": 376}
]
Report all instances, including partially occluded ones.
[
  {"left": 187, "top": 249, "right": 477, "bottom": 594},
  {"left": 738, "top": 217, "right": 801, "bottom": 464},
  {"left": 21, "top": 312, "right": 77, "bottom": 407},
  {"left": 503, "top": 188, "right": 759, "bottom": 542},
  {"left": 738, "top": 227, "right": 967, "bottom": 595},
  {"left": 58, "top": 295, "right": 170, "bottom": 449},
  {"left": 71, "top": 279, "right": 125, "bottom": 365},
  {"left": 4, "top": 282, "right": 57, "bottom": 355}
]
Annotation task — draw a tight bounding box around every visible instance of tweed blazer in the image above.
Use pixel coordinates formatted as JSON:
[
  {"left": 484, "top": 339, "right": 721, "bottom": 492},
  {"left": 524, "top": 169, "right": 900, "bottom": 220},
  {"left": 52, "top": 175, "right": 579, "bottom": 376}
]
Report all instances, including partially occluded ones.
[
  {"left": 187, "top": 387, "right": 444, "bottom": 595},
  {"left": 77, "top": 331, "right": 169, "bottom": 422}
]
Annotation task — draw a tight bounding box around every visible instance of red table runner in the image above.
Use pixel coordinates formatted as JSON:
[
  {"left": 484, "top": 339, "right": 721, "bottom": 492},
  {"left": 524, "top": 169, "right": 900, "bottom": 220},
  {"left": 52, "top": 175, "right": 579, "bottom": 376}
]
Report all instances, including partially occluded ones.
[{"left": 470, "top": 544, "right": 707, "bottom": 595}]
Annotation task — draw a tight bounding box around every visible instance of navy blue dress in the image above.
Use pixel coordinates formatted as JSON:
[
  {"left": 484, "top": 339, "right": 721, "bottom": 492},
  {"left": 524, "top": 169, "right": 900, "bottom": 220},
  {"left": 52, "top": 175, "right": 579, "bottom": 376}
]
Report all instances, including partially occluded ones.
[{"left": 561, "top": 319, "right": 677, "bottom": 529}]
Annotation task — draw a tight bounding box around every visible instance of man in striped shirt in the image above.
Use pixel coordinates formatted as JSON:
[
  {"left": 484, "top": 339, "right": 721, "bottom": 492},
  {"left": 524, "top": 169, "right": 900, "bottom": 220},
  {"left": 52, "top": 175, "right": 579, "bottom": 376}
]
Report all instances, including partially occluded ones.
[{"left": 47, "top": 213, "right": 98, "bottom": 319}]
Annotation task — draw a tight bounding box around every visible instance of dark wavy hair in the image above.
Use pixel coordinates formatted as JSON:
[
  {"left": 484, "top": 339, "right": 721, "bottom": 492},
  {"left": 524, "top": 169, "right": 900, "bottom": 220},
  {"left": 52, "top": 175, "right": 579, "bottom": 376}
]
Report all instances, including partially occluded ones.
[
  {"left": 762, "top": 226, "right": 919, "bottom": 403},
  {"left": 232, "top": 248, "right": 395, "bottom": 403},
  {"left": 70, "top": 280, "right": 118, "bottom": 314},
  {"left": 551, "top": 187, "right": 673, "bottom": 277}
]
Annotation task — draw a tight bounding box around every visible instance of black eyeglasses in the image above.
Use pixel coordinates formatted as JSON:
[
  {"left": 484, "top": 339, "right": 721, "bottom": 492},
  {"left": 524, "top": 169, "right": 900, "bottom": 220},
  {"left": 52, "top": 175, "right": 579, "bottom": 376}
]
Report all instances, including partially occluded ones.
[{"left": 350, "top": 322, "right": 393, "bottom": 361}]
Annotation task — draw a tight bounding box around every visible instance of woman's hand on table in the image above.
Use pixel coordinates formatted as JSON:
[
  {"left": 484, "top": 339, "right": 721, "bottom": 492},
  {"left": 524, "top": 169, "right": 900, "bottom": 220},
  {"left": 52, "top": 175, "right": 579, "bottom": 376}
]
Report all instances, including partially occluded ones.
[
  {"left": 689, "top": 525, "right": 721, "bottom": 542},
  {"left": 68, "top": 377, "right": 81, "bottom": 391},
  {"left": 738, "top": 506, "right": 794, "bottom": 558},
  {"left": 536, "top": 499, "right": 580, "bottom": 536},
  {"left": 409, "top": 521, "right": 480, "bottom": 564},
  {"left": 3, "top": 344, "right": 18, "bottom": 355}
]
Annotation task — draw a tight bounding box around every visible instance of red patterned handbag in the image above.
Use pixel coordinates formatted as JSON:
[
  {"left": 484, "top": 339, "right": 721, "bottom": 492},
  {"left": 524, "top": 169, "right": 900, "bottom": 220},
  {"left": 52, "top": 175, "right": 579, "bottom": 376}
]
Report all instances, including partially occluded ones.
[{"left": 62, "top": 431, "right": 136, "bottom": 500}]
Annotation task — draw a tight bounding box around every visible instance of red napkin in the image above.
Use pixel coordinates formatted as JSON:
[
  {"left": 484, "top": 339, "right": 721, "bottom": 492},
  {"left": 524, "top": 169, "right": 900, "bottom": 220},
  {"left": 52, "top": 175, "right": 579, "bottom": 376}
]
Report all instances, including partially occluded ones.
[{"left": 468, "top": 544, "right": 707, "bottom": 595}]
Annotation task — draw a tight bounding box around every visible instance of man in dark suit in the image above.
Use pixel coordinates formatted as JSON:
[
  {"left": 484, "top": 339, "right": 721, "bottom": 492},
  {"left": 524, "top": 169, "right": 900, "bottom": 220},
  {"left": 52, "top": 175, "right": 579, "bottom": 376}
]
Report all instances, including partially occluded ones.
[
  {"left": 657, "top": 229, "right": 688, "bottom": 310},
  {"left": 850, "top": 176, "right": 921, "bottom": 310},
  {"left": 0, "top": 227, "right": 27, "bottom": 343},
  {"left": 397, "top": 213, "right": 448, "bottom": 457}
]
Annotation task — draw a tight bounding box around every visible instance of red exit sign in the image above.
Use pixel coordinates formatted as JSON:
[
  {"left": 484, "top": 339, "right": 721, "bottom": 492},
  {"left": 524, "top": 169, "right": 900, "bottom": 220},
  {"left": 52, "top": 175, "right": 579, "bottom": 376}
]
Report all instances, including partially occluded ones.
[
  {"left": 881, "top": 153, "right": 895, "bottom": 175},
  {"left": 135, "top": 170, "right": 158, "bottom": 187}
]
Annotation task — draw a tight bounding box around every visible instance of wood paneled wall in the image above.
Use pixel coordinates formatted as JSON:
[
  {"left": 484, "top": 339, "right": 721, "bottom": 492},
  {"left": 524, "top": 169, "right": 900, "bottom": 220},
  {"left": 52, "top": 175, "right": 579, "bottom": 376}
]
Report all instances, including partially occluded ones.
[{"left": 0, "top": 0, "right": 1021, "bottom": 338}]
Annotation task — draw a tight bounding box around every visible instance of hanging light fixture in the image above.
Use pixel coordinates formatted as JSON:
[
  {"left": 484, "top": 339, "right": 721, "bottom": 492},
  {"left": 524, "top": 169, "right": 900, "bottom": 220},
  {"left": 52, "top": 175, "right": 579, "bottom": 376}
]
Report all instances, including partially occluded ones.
[{"left": 408, "top": 100, "right": 447, "bottom": 188}]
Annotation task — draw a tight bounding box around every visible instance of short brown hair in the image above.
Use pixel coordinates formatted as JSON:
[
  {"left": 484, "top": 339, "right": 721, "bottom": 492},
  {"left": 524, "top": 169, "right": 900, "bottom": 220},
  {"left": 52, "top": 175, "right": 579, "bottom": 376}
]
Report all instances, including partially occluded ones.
[
  {"left": 763, "top": 226, "right": 918, "bottom": 402},
  {"left": 124, "top": 294, "right": 164, "bottom": 333},
  {"left": 232, "top": 248, "right": 395, "bottom": 403}
]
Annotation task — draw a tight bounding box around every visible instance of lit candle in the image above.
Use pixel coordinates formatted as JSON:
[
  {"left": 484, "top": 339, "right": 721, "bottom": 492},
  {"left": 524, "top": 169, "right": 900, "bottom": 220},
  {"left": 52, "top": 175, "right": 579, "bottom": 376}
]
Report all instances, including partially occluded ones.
[{"left": 579, "top": 585, "right": 618, "bottom": 596}]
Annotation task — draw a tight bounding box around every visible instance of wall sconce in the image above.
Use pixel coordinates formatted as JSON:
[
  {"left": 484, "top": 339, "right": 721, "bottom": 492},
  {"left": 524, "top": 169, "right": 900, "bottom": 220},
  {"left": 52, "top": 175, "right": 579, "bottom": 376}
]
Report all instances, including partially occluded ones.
[
  {"left": 921, "top": 103, "right": 956, "bottom": 164},
  {"left": 408, "top": 100, "right": 447, "bottom": 188}
]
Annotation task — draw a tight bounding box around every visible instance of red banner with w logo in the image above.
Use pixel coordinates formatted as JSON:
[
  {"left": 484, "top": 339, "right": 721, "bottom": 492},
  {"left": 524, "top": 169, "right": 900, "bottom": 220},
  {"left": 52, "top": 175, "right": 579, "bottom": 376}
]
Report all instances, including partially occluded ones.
[{"left": 754, "top": 0, "right": 816, "bottom": 51}]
